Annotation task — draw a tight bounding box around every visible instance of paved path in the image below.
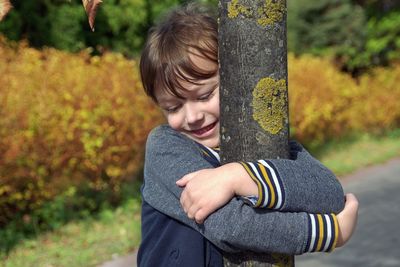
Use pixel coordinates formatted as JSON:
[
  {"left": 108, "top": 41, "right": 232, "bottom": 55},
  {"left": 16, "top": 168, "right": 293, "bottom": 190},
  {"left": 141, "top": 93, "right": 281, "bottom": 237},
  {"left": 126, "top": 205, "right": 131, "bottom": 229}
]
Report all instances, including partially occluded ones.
[
  {"left": 99, "top": 158, "right": 400, "bottom": 267},
  {"left": 100, "top": 252, "right": 137, "bottom": 267},
  {"left": 297, "top": 158, "right": 400, "bottom": 267}
]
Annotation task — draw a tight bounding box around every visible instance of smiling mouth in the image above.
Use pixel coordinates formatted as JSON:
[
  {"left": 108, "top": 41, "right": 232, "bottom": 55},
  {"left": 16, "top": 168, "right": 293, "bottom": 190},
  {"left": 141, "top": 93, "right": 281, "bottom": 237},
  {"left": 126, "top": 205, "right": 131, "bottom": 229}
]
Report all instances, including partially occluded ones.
[{"left": 190, "top": 121, "right": 218, "bottom": 136}]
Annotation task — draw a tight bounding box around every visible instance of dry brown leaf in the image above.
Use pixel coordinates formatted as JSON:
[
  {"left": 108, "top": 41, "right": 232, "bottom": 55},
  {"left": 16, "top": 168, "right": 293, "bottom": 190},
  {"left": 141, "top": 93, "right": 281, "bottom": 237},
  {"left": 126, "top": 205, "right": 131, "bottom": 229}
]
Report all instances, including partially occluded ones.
[
  {"left": 0, "top": 0, "right": 12, "bottom": 21},
  {"left": 82, "top": 0, "right": 102, "bottom": 31}
]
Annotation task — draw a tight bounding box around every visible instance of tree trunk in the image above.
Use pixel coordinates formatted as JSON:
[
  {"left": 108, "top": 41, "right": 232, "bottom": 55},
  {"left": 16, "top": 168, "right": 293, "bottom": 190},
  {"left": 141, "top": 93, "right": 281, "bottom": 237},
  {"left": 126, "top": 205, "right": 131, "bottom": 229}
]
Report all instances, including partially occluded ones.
[{"left": 218, "top": 0, "right": 293, "bottom": 266}]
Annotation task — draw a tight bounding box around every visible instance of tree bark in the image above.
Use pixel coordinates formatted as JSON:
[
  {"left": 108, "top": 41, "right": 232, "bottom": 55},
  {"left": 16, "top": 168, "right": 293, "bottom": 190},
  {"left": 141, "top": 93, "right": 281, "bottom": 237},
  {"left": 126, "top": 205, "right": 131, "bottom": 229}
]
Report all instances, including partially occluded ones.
[{"left": 218, "top": 0, "right": 293, "bottom": 266}]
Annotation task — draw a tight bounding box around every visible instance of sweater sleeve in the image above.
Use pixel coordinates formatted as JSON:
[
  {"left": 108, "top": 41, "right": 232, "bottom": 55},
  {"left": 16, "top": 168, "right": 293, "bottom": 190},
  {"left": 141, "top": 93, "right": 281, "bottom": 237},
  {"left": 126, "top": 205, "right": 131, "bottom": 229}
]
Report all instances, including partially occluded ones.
[
  {"left": 239, "top": 141, "right": 345, "bottom": 214},
  {"left": 142, "top": 125, "right": 338, "bottom": 254}
]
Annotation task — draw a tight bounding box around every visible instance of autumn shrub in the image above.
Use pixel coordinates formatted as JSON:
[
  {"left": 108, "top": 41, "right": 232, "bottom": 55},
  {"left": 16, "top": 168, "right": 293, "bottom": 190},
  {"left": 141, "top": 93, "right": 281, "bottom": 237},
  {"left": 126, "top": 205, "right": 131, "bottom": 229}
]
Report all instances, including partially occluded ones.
[
  {"left": 288, "top": 54, "right": 400, "bottom": 146},
  {"left": 0, "top": 36, "right": 163, "bottom": 230},
  {"left": 352, "top": 63, "right": 400, "bottom": 132},
  {"left": 1, "top": 36, "right": 400, "bottom": 251},
  {"left": 288, "top": 54, "right": 358, "bottom": 146}
]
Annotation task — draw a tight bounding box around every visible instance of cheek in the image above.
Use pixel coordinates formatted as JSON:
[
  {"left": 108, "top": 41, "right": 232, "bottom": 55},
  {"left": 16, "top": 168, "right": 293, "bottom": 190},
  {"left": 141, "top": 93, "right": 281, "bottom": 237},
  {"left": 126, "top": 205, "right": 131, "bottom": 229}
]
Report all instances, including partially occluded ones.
[
  {"left": 211, "top": 94, "right": 220, "bottom": 116},
  {"left": 166, "top": 114, "right": 182, "bottom": 130}
]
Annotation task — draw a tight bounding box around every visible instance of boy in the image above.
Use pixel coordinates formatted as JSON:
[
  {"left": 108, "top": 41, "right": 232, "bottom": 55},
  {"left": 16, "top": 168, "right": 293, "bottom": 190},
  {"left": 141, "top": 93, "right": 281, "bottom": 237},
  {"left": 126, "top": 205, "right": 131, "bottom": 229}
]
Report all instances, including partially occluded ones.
[{"left": 138, "top": 3, "right": 358, "bottom": 267}]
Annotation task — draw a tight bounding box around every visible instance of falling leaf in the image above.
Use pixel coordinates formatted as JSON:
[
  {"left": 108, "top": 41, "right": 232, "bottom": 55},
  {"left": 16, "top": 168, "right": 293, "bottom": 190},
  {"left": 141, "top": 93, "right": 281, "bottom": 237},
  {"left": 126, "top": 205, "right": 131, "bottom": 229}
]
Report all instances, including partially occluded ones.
[
  {"left": 0, "top": 0, "right": 12, "bottom": 21},
  {"left": 82, "top": 0, "right": 102, "bottom": 31}
]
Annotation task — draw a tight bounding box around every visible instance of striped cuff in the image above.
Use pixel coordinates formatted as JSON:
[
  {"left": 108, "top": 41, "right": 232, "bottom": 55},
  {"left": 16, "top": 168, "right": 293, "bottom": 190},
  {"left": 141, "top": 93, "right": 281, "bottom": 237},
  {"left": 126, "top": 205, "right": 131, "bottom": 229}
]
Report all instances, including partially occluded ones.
[
  {"left": 239, "top": 160, "right": 285, "bottom": 209},
  {"left": 240, "top": 195, "right": 259, "bottom": 206},
  {"left": 305, "top": 213, "right": 339, "bottom": 253}
]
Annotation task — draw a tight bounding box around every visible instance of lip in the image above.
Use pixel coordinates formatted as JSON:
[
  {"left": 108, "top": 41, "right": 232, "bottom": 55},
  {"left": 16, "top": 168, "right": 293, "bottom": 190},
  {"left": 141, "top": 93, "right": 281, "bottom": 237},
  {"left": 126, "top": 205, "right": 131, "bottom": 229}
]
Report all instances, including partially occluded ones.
[{"left": 188, "top": 121, "right": 218, "bottom": 138}]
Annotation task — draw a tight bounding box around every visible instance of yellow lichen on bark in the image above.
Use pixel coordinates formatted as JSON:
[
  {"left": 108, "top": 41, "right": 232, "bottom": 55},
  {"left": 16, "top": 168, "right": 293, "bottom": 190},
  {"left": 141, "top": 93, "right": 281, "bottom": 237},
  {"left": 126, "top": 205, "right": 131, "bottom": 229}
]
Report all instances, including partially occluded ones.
[
  {"left": 257, "top": 0, "right": 286, "bottom": 27},
  {"left": 227, "top": 0, "right": 285, "bottom": 26},
  {"left": 228, "top": 0, "right": 251, "bottom": 18},
  {"left": 252, "top": 77, "right": 287, "bottom": 134}
]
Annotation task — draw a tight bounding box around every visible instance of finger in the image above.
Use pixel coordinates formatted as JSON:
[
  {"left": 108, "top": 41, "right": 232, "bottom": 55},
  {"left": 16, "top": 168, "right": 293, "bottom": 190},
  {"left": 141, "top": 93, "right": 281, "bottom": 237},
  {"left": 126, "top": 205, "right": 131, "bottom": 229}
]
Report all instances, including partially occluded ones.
[
  {"left": 345, "top": 193, "right": 357, "bottom": 202},
  {"left": 176, "top": 176, "right": 189, "bottom": 187},
  {"left": 180, "top": 190, "right": 189, "bottom": 213},
  {"left": 176, "top": 171, "right": 197, "bottom": 186},
  {"left": 181, "top": 189, "right": 197, "bottom": 217},
  {"left": 195, "top": 216, "right": 204, "bottom": 224},
  {"left": 344, "top": 193, "right": 359, "bottom": 209},
  {"left": 187, "top": 202, "right": 200, "bottom": 220},
  {"left": 187, "top": 211, "right": 194, "bottom": 220},
  {"left": 194, "top": 209, "right": 208, "bottom": 224}
]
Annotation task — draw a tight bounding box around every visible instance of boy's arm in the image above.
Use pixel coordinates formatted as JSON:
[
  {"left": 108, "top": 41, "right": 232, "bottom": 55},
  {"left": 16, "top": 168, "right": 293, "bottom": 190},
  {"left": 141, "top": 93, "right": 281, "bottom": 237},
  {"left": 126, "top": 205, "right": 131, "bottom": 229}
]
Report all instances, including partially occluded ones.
[
  {"left": 179, "top": 141, "right": 344, "bottom": 216},
  {"left": 142, "top": 126, "right": 347, "bottom": 254},
  {"left": 238, "top": 140, "right": 345, "bottom": 213}
]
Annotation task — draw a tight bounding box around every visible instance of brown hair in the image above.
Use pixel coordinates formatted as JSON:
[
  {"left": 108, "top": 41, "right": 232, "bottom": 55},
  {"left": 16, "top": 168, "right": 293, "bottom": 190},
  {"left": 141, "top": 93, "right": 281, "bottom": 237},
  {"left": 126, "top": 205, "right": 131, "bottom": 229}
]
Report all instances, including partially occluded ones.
[{"left": 139, "top": 3, "right": 218, "bottom": 103}]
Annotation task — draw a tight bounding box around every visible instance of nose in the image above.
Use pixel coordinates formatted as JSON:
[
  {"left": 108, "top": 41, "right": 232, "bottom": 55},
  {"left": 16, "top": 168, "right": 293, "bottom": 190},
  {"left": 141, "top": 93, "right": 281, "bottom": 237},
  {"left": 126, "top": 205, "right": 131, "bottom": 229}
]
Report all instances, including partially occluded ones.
[{"left": 185, "top": 102, "right": 204, "bottom": 125}]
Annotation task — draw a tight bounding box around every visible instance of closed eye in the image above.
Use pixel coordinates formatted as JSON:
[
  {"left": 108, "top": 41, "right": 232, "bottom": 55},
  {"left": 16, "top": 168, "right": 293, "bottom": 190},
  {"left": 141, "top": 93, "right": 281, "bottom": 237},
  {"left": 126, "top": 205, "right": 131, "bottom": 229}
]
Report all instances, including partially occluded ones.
[
  {"left": 197, "top": 92, "right": 213, "bottom": 101},
  {"left": 197, "top": 85, "right": 218, "bottom": 101},
  {"left": 163, "top": 104, "right": 182, "bottom": 113}
]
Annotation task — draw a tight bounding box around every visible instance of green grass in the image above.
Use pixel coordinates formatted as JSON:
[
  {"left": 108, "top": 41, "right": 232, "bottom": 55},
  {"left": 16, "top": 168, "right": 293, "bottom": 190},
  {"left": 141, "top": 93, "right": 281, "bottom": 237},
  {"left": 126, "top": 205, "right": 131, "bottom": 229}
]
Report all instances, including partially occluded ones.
[
  {"left": 0, "top": 199, "right": 141, "bottom": 267},
  {"left": 312, "top": 129, "right": 400, "bottom": 176},
  {"left": 2, "top": 129, "right": 400, "bottom": 267}
]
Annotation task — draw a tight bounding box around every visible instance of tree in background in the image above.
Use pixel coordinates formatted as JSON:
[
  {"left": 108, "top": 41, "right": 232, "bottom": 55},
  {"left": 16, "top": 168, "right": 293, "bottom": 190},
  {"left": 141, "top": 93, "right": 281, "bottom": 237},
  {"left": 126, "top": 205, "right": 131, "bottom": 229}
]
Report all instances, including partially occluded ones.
[
  {"left": 352, "top": 0, "right": 400, "bottom": 17},
  {"left": 287, "top": 0, "right": 400, "bottom": 74},
  {"left": 0, "top": 0, "right": 217, "bottom": 56},
  {"left": 287, "top": 0, "right": 366, "bottom": 61},
  {"left": 0, "top": 0, "right": 147, "bottom": 55},
  {"left": 344, "top": 3, "right": 400, "bottom": 71},
  {"left": 1, "top": 0, "right": 398, "bottom": 72}
]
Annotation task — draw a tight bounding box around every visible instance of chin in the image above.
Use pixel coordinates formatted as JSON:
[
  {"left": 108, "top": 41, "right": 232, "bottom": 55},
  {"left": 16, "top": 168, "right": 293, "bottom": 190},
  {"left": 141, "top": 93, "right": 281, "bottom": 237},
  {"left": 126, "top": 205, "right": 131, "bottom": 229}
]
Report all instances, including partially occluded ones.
[
  {"left": 181, "top": 128, "right": 220, "bottom": 148},
  {"left": 199, "top": 138, "right": 220, "bottom": 148}
]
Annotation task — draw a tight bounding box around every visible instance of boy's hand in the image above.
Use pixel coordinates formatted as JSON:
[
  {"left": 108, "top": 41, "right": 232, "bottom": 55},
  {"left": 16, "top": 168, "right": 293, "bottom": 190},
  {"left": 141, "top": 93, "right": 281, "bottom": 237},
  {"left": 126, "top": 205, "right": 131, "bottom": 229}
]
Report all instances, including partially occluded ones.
[
  {"left": 336, "top": 193, "right": 359, "bottom": 247},
  {"left": 176, "top": 163, "right": 257, "bottom": 224},
  {"left": 177, "top": 166, "right": 234, "bottom": 224}
]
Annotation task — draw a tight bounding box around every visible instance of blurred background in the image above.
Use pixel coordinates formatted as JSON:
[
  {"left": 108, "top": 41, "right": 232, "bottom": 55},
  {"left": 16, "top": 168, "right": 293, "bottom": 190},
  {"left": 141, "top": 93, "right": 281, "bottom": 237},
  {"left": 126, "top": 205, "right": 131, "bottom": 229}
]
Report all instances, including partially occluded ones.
[{"left": 0, "top": 0, "right": 399, "bottom": 266}]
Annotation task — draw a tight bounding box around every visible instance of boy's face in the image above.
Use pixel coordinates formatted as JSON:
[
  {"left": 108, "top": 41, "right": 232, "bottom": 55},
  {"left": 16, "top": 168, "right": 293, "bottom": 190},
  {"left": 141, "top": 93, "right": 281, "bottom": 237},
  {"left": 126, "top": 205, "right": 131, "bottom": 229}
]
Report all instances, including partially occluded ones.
[{"left": 155, "top": 54, "right": 220, "bottom": 148}]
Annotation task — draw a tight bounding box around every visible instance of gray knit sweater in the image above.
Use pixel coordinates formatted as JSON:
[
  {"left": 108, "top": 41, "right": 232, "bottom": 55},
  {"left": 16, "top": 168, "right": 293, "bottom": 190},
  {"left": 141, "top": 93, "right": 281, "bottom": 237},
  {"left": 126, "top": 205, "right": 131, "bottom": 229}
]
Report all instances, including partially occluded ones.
[{"left": 142, "top": 125, "right": 345, "bottom": 255}]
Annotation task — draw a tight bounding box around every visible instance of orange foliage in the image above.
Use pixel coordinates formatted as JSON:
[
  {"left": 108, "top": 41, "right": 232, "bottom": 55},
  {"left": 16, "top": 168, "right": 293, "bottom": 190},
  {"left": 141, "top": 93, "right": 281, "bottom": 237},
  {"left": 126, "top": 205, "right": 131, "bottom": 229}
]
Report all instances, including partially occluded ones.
[
  {"left": 0, "top": 37, "right": 163, "bottom": 225},
  {"left": 288, "top": 54, "right": 400, "bottom": 146},
  {"left": 352, "top": 64, "right": 400, "bottom": 132},
  {"left": 1, "top": 37, "right": 399, "bottom": 224}
]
